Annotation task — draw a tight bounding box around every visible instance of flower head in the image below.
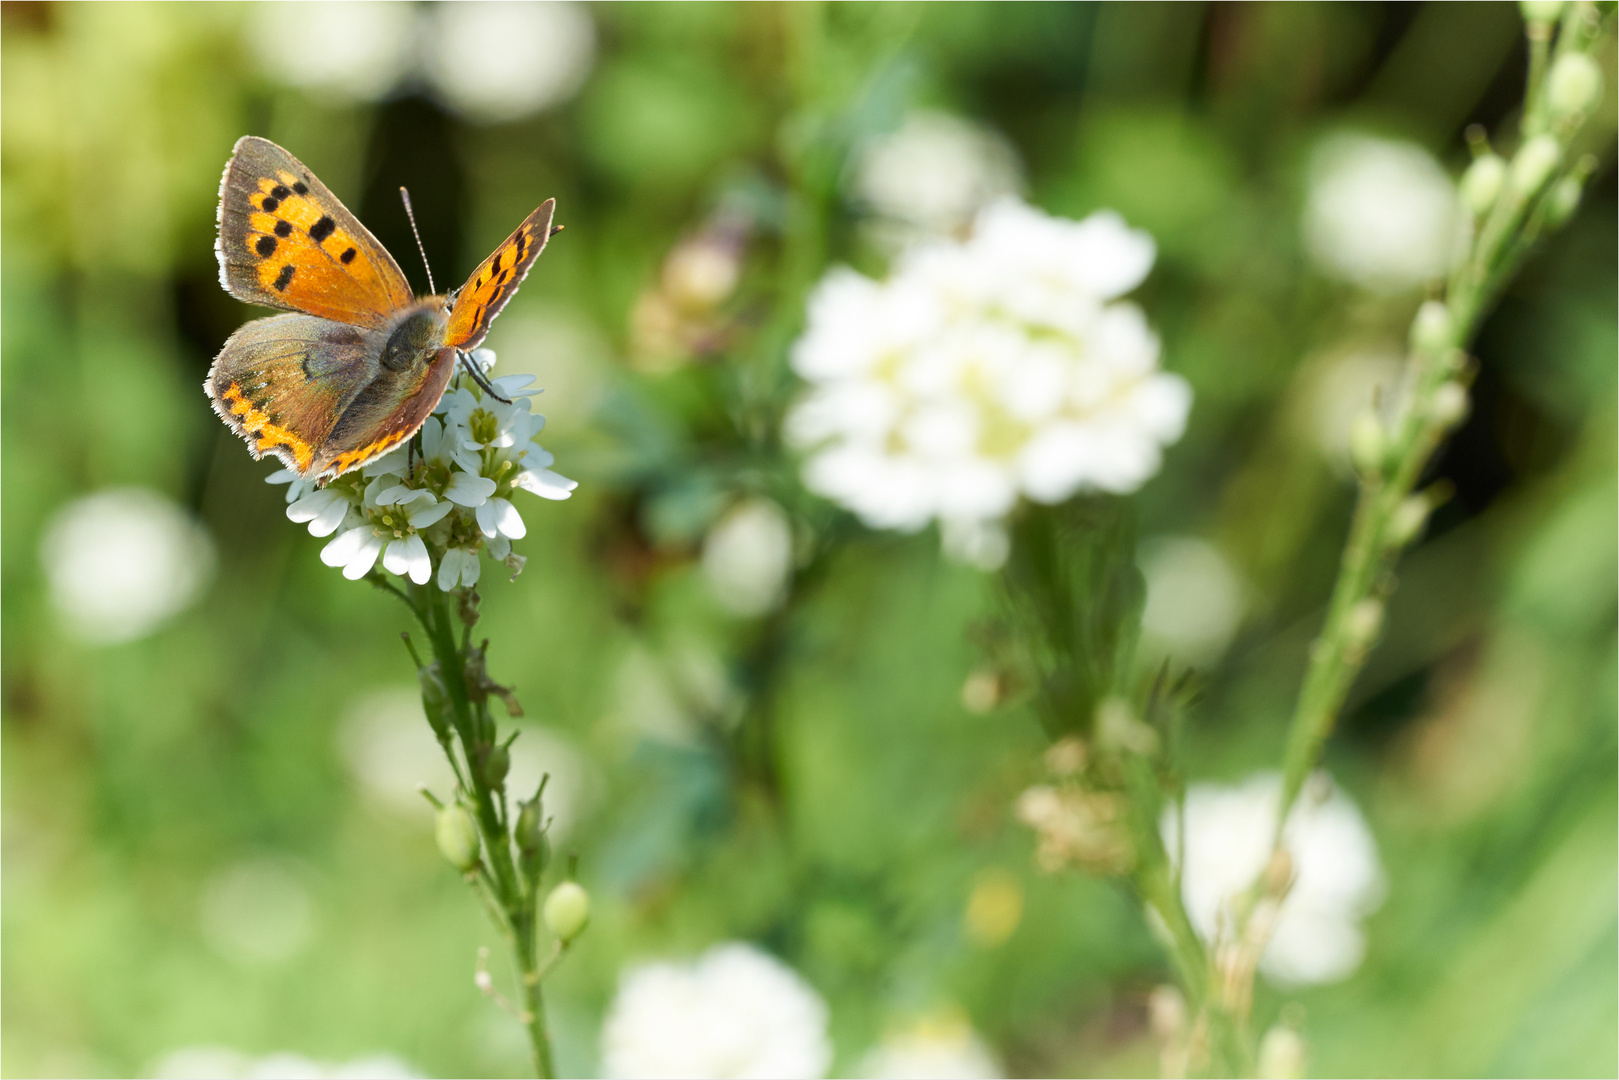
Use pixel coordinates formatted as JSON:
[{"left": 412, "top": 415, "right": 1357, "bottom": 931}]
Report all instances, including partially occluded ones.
[
  {"left": 1160, "top": 771, "right": 1386, "bottom": 986},
  {"left": 601, "top": 942, "right": 831, "bottom": 1079},
  {"left": 278, "top": 350, "right": 575, "bottom": 589},
  {"left": 787, "top": 199, "right": 1189, "bottom": 567}
]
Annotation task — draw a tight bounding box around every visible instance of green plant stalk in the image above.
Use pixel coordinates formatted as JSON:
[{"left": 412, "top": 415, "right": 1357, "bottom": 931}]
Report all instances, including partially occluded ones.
[
  {"left": 1276, "top": 14, "right": 1612, "bottom": 824},
  {"left": 410, "top": 582, "right": 556, "bottom": 1079}
]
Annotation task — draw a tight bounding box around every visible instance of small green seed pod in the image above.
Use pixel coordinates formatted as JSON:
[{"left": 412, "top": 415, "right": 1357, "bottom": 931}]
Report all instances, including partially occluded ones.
[
  {"left": 544, "top": 881, "right": 591, "bottom": 943},
  {"left": 436, "top": 805, "right": 481, "bottom": 872}
]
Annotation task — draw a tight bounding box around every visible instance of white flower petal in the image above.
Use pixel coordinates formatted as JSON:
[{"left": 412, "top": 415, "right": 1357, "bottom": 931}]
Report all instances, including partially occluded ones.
[
  {"left": 342, "top": 533, "right": 385, "bottom": 579},
  {"left": 475, "top": 496, "right": 526, "bottom": 540},
  {"left": 443, "top": 472, "right": 497, "bottom": 507},
  {"left": 320, "top": 527, "right": 368, "bottom": 568},
  {"left": 408, "top": 500, "right": 454, "bottom": 528},
  {"left": 512, "top": 468, "right": 577, "bottom": 500}
]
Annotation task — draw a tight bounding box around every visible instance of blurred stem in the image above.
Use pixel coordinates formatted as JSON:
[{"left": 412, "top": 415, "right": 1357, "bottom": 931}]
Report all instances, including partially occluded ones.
[
  {"left": 412, "top": 582, "right": 556, "bottom": 1079},
  {"left": 1276, "top": 12, "right": 1614, "bottom": 822}
]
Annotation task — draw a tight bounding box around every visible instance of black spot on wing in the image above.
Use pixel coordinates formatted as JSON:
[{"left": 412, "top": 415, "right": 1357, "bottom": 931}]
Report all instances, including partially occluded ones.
[
  {"left": 340, "top": 247, "right": 357, "bottom": 264},
  {"left": 255, "top": 236, "right": 277, "bottom": 257},
  {"left": 309, "top": 216, "right": 336, "bottom": 243},
  {"left": 274, "top": 221, "right": 293, "bottom": 238},
  {"left": 270, "top": 185, "right": 292, "bottom": 200},
  {"left": 301, "top": 354, "right": 314, "bottom": 379},
  {"left": 273, "top": 265, "right": 295, "bottom": 291},
  {"left": 292, "top": 181, "right": 309, "bottom": 195},
  {"left": 261, "top": 196, "right": 280, "bottom": 212}
]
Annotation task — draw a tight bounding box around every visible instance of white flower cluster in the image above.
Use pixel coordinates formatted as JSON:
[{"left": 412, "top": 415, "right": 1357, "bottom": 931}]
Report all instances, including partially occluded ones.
[
  {"left": 1161, "top": 771, "right": 1386, "bottom": 987},
  {"left": 601, "top": 942, "right": 832, "bottom": 1079},
  {"left": 270, "top": 351, "right": 576, "bottom": 591},
  {"left": 787, "top": 199, "right": 1191, "bottom": 568}
]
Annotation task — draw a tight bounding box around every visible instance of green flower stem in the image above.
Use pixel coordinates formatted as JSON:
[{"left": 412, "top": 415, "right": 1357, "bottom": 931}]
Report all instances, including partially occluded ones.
[
  {"left": 408, "top": 581, "right": 557, "bottom": 1079},
  {"left": 1276, "top": 11, "right": 1613, "bottom": 824}
]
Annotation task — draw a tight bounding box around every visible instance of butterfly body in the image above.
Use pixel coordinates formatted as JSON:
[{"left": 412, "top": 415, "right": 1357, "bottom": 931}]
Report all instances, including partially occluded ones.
[{"left": 206, "top": 136, "right": 556, "bottom": 481}]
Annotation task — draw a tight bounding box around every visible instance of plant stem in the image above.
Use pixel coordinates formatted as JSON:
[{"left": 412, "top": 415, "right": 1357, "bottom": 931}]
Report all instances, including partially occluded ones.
[
  {"left": 1275, "top": 11, "right": 1612, "bottom": 823},
  {"left": 412, "top": 582, "right": 556, "bottom": 1078}
]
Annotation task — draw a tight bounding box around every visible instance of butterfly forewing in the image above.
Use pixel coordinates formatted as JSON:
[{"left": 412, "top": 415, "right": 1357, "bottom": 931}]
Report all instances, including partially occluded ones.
[
  {"left": 444, "top": 199, "right": 557, "bottom": 350},
  {"left": 217, "top": 136, "right": 415, "bottom": 327}
]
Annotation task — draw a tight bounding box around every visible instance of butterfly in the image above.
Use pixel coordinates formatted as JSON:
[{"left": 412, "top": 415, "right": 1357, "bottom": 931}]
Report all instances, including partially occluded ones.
[{"left": 206, "top": 135, "right": 558, "bottom": 482}]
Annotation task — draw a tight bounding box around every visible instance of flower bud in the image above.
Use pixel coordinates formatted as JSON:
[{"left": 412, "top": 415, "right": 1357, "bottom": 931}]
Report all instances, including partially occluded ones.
[
  {"left": 1519, "top": 0, "right": 1564, "bottom": 23},
  {"left": 543, "top": 881, "right": 590, "bottom": 943},
  {"left": 1511, "top": 135, "right": 1562, "bottom": 197},
  {"left": 1459, "top": 153, "right": 1507, "bottom": 216},
  {"left": 516, "top": 799, "right": 546, "bottom": 855},
  {"left": 1344, "top": 598, "right": 1384, "bottom": 651},
  {"left": 1387, "top": 495, "right": 1431, "bottom": 548},
  {"left": 1411, "top": 301, "right": 1452, "bottom": 355},
  {"left": 479, "top": 743, "right": 511, "bottom": 790},
  {"left": 1349, "top": 411, "right": 1386, "bottom": 476},
  {"left": 1257, "top": 1024, "right": 1307, "bottom": 1080},
  {"left": 1546, "top": 52, "right": 1603, "bottom": 122},
  {"left": 1431, "top": 382, "right": 1470, "bottom": 428},
  {"left": 435, "top": 805, "right": 481, "bottom": 872},
  {"left": 417, "top": 664, "right": 452, "bottom": 743},
  {"left": 1544, "top": 174, "right": 1584, "bottom": 227}
]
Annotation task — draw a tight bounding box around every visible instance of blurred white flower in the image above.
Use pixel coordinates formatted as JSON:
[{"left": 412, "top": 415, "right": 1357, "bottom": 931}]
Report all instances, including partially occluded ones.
[
  {"left": 701, "top": 498, "right": 794, "bottom": 617},
  {"left": 1139, "top": 537, "right": 1246, "bottom": 665},
  {"left": 602, "top": 942, "right": 832, "bottom": 1079},
  {"left": 787, "top": 199, "right": 1189, "bottom": 565},
  {"left": 1303, "top": 133, "right": 1463, "bottom": 293},
  {"left": 248, "top": 2, "right": 417, "bottom": 101},
  {"left": 1161, "top": 772, "right": 1386, "bottom": 987},
  {"left": 855, "top": 1013, "right": 1002, "bottom": 1080},
  {"left": 853, "top": 111, "right": 1023, "bottom": 243},
  {"left": 198, "top": 856, "right": 315, "bottom": 965},
  {"left": 338, "top": 687, "right": 595, "bottom": 839},
  {"left": 424, "top": 1, "right": 596, "bottom": 122},
  {"left": 40, "top": 488, "right": 216, "bottom": 644},
  {"left": 150, "top": 1046, "right": 419, "bottom": 1079}
]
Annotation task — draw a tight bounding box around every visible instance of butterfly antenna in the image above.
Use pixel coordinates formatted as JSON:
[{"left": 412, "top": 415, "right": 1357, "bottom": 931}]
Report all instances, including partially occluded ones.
[{"left": 398, "top": 186, "right": 435, "bottom": 295}]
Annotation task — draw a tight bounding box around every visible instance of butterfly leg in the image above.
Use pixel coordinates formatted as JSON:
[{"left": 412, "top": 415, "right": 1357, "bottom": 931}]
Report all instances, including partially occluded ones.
[{"left": 457, "top": 349, "right": 513, "bottom": 405}]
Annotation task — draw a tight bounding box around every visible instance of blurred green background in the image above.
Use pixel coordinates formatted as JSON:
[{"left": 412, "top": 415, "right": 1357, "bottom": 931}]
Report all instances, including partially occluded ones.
[{"left": 3, "top": 3, "right": 1614, "bottom": 1077}]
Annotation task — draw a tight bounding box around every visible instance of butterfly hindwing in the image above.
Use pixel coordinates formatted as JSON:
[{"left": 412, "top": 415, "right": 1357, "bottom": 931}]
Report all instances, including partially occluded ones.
[
  {"left": 216, "top": 136, "right": 415, "bottom": 328},
  {"left": 207, "top": 313, "right": 387, "bottom": 475},
  {"left": 318, "top": 345, "right": 458, "bottom": 479},
  {"left": 444, "top": 199, "right": 557, "bottom": 350}
]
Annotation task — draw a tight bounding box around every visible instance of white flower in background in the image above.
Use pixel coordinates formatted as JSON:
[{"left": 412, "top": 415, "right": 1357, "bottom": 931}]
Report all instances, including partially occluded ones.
[
  {"left": 701, "top": 498, "right": 794, "bottom": 617},
  {"left": 856, "top": 1013, "right": 1002, "bottom": 1080},
  {"left": 198, "top": 856, "right": 315, "bottom": 965},
  {"left": 337, "top": 687, "right": 596, "bottom": 838},
  {"left": 787, "top": 199, "right": 1190, "bottom": 568},
  {"left": 602, "top": 942, "right": 832, "bottom": 1079},
  {"left": 1139, "top": 537, "right": 1246, "bottom": 665},
  {"left": 424, "top": 1, "right": 596, "bottom": 122},
  {"left": 1303, "top": 133, "right": 1463, "bottom": 294},
  {"left": 1161, "top": 772, "right": 1386, "bottom": 987},
  {"left": 853, "top": 110, "right": 1023, "bottom": 242},
  {"left": 248, "top": 2, "right": 417, "bottom": 102},
  {"left": 283, "top": 351, "right": 575, "bottom": 589},
  {"left": 40, "top": 488, "right": 216, "bottom": 644},
  {"left": 149, "top": 1046, "right": 419, "bottom": 1079}
]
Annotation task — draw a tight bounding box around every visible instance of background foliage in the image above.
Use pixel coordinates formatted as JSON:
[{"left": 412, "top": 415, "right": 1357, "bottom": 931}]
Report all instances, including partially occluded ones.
[{"left": 3, "top": 3, "right": 1614, "bottom": 1077}]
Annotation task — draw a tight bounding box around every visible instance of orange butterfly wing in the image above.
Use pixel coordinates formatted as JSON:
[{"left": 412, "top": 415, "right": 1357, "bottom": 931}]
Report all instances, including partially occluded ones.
[
  {"left": 216, "top": 136, "right": 416, "bottom": 328},
  {"left": 444, "top": 200, "right": 557, "bottom": 350}
]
